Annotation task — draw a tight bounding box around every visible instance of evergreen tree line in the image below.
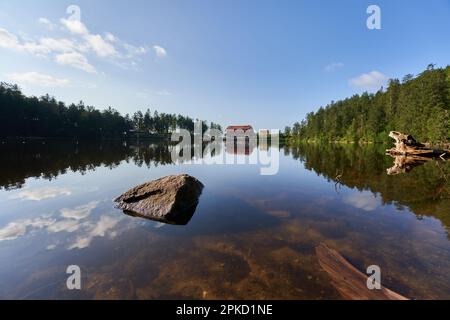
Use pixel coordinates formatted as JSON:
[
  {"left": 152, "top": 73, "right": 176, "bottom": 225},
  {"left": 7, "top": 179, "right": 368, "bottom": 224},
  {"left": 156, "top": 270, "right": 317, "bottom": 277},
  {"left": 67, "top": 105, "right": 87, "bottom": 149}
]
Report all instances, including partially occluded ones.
[
  {"left": 285, "top": 65, "right": 450, "bottom": 143},
  {"left": 0, "top": 82, "right": 222, "bottom": 139}
]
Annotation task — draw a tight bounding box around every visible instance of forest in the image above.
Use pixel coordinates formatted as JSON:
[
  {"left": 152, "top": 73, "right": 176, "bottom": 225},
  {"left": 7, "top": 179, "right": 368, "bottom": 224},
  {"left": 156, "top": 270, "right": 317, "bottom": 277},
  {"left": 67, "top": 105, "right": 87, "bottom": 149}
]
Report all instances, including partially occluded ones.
[
  {"left": 285, "top": 65, "right": 450, "bottom": 144},
  {"left": 0, "top": 82, "right": 221, "bottom": 139}
]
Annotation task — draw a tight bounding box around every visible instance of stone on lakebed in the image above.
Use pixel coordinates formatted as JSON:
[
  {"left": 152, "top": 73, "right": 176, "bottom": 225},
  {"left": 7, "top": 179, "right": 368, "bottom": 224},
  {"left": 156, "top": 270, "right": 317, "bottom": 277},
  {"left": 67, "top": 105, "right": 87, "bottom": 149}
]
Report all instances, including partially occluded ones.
[{"left": 114, "top": 174, "right": 204, "bottom": 225}]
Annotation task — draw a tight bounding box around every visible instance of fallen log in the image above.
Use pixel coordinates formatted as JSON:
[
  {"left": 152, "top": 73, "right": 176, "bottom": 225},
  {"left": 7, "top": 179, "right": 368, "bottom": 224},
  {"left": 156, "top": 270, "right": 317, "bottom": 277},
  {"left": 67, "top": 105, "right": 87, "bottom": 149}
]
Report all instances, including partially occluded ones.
[
  {"left": 316, "top": 243, "right": 408, "bottom": 300},
  {"left": 386, "top": 131, "right": 449, "bottom": 158}
]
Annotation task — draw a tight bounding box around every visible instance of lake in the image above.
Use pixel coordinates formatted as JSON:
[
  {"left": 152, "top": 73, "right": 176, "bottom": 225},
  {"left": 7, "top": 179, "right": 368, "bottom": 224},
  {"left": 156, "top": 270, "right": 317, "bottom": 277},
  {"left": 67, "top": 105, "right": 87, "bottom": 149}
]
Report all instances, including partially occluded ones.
[{"left": 0, "top": 140, "right": 449, "bottom": 299}]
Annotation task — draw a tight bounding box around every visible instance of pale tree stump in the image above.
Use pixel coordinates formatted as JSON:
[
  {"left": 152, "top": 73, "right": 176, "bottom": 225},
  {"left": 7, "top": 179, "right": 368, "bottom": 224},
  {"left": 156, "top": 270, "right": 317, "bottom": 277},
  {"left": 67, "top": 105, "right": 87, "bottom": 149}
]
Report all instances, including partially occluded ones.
[{"left": 386, "top": 131, "right": 448, "bottom": 157}]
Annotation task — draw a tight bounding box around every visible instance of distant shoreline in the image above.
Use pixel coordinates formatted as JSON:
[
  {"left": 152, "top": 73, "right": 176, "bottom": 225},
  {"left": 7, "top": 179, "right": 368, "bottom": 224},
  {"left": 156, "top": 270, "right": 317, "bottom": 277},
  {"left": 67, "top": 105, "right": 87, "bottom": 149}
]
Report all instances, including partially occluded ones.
[
  {"left": 285, "top": 139, "right": 450, "bottom": 150},
  {"left": 0, "top": 135, "right": 172, "bottom": 142}
]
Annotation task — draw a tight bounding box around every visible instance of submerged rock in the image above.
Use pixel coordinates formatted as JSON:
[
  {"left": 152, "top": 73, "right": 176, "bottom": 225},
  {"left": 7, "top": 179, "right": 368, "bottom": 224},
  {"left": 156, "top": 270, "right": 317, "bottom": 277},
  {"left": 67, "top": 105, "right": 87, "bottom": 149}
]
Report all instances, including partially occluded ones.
[{"left": 114, "top": 174, "right": 204, "bottom": 225}]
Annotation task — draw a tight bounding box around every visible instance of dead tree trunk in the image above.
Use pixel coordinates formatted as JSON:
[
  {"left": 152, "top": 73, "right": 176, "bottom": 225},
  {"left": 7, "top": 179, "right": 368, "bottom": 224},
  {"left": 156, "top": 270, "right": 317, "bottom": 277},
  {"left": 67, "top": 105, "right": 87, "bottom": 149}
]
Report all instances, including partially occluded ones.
[
  {"left": 316, "top": 243, "right": 408, "bottom": 300},
  {"left": 386, "top": 131, "right": 449, "bottom": 158}
]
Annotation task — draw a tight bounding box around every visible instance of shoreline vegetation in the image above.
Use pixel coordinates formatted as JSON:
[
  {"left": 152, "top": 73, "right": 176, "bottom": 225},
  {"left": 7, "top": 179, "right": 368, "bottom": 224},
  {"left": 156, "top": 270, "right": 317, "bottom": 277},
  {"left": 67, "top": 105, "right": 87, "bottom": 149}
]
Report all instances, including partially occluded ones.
[
  {"left": 2, "top": 64, "right": 448, "bottom": 146},
  {"left": 283, "top": 64, "right": 450, "bottom": 147},
  {"left": 280, "top": 138, "right": 450, "bottom": 151},
  {"left": 0, "top": 82, "right": 221, "bottom": 140}
]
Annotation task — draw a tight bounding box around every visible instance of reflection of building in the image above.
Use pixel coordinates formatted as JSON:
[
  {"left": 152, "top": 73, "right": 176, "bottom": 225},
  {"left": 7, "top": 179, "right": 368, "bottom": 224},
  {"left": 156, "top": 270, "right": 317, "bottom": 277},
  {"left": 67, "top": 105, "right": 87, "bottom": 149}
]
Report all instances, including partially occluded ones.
[
  {"left": 225, "top": 141, "right": 255, "bottom": 155},
  {"left": 225, "top": 125, "right": 255, "bottom": 155},
  {"left": 259, "top": 129, "right": 269, "bottom": 137}
]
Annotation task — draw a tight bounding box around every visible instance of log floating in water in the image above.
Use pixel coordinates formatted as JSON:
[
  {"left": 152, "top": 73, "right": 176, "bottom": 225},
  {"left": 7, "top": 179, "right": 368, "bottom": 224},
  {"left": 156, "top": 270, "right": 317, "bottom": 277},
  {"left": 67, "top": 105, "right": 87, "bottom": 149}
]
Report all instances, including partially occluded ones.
[
  {"left": 315, "top": 243, "right": 408, "bottom": 300},
  {"left": 386, "top": 131, "right": 449, "bottom": 158}
]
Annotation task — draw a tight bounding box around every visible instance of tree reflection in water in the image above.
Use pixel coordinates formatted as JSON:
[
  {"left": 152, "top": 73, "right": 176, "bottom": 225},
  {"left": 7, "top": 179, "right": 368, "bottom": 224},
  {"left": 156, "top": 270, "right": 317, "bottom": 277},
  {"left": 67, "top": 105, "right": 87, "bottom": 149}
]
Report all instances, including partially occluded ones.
[{"left": 286, "top": 143, "right": 450, "bottom": 233}]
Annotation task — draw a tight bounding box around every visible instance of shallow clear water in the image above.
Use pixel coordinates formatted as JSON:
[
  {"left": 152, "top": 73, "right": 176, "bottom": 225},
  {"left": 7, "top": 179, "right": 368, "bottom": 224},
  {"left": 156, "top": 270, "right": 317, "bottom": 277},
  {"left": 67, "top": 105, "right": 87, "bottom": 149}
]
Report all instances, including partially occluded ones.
[{"left": 0, "top": 140, "right": 449, "bottom": 299}]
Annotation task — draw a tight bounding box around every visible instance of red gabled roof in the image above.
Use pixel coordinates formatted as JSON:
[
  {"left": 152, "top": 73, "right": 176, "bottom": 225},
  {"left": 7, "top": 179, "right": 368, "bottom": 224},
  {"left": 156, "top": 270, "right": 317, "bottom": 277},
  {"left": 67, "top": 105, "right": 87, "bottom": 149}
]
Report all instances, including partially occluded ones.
[{"left": 226, "top": 125, "right": 253, "bottom": 130}]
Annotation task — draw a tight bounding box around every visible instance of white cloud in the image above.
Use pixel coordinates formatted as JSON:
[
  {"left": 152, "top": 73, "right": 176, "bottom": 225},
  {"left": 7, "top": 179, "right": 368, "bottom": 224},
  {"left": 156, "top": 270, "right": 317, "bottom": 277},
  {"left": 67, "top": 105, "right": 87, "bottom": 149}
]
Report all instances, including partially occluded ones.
[
  {"left": 38, "top": 17, "right": 56, "bottom": 30},
  {"left": 60, "top": 201, "right": 99, "bottom": 220},
  {"left": 123, "top": 43, "right": 148, "bottom": 58},
  {"left": 105, "top": 32, "right": 116, "bottom": 42},
  {"left": 0, "top": 28, "right": 20, "bottom": 49},
  {"left": 0, "top": 222, "right": 27, "bottom": 241},
  {"left": 7, "top": 72, "right": 71, "bottom": 88},
  {"left": 47, "top": 200, "right": 100, "bottom": 233},
  {"left": 0, "top": 217, "right": 55, "bottom": 241},
  {"left": 60, "top": 18, "right": 89, "bottom": 35},
  {"left": 85, "top": 34, "right": 117, "bottom": 57},
  {"left": 25, "top": 217, "right": 56, "bottom": 229},
  {"left": 0, "top": 28, "right": 48, "bottom": 56},
  {"left": 0, "top": 199, "right": 101, "bottom": 244},
  {"left": 39, "top": 37, "right": 77, "bottom": 53},
  {"left": 21, "top": 42, "right": 51, "bottom": 56},
  {"left": 9, "top": 186, "right": 72, "bottom": 201},
  {"left": 60, "top": 19, "right": 116, "bottom": 58},
  {"left": 2, "top": 15, "right": 151, "bottom": 74},
  {"left": 325, "top": 62, "right": 344, "bottom": 72},
  {"left": 343, "top": 192, "right": 380, "bottom": 212},
  {"left": 56, "top": 52, "right": 97, "bottom": 73},
  {"left": 47, "top": 219, "right": 80, "bottom": 233},
  {"left": 156, "top": 90, "right": 172, "bottom": 96},
  {"left": 153, "top": 45, "right": 167, "bottom": 58},
  {"left": 59, "top": 19, "right": 139, "bottom": 61},
  {"left": 349, "top": 71, "right": 388, "bottom": 90},
  {"left": 137, "top": 89, "right": 173, "bottom": 99},
  {"left": 68, "top": 215, "right": 119, "bottom": 249},
  {"left": 0, "top": 200, "right": 109, "bottom": 246},
  {"left": 46, "top": 244, "right": 57, "bottom": 250}
]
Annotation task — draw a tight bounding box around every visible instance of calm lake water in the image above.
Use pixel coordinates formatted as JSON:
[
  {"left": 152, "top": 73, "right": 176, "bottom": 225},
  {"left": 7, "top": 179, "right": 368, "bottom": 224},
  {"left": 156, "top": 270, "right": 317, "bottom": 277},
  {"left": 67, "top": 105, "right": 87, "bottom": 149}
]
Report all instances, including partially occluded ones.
[{"left": 0, "top": 140, "right": 449, "bottom": 299}]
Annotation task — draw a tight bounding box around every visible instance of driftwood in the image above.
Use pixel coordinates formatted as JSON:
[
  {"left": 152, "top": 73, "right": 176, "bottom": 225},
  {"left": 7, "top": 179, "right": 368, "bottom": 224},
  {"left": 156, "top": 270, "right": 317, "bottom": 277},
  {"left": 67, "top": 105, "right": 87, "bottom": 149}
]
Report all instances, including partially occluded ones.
[
  {"left": 386, "top": 131, "right": 449, "bottom": 175},
  {"left": 386, "top": 131, "right": 449, "bottom": 157},
  {"left": 316, "top": 243, "right": 408, "bottom": 300}
]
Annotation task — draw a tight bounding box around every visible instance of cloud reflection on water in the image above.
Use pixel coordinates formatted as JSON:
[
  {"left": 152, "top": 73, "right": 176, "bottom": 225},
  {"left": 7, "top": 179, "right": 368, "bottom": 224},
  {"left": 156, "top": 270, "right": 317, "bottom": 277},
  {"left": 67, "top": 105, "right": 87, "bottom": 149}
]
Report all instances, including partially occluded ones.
[
  {"left": 9, "top": 187, "right": 72, "bottom": 201},
  {"left": 0, "top": 217, "right": 55, "bottom": 241},
  {"left": 0, "top": 200, "right": 121, "bottom": 250},
  {"left": 67, "top": 215, "right": 120, "bottom": 250},
  {"left": 343, "top": 192, "right": 380, "bottom": 212},
  {"left": 60, "top": 201, "right": 99, "bottom": 220}
]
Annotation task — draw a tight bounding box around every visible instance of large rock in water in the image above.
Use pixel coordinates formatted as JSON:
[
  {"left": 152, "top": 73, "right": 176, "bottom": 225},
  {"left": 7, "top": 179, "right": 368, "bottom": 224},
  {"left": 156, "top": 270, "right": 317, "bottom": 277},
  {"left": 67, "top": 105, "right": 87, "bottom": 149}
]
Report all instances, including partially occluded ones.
[{"left": 114, "top": 174, "right": 204, "bottom": 225}]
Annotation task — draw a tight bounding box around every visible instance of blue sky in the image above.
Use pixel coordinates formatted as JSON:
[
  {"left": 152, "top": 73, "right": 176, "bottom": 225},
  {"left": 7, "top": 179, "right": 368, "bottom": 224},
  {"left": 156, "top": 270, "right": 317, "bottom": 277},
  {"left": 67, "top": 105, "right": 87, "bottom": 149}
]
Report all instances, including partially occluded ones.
[{"left": 0, "top": 0, "right": 449, "bottom": 130}]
